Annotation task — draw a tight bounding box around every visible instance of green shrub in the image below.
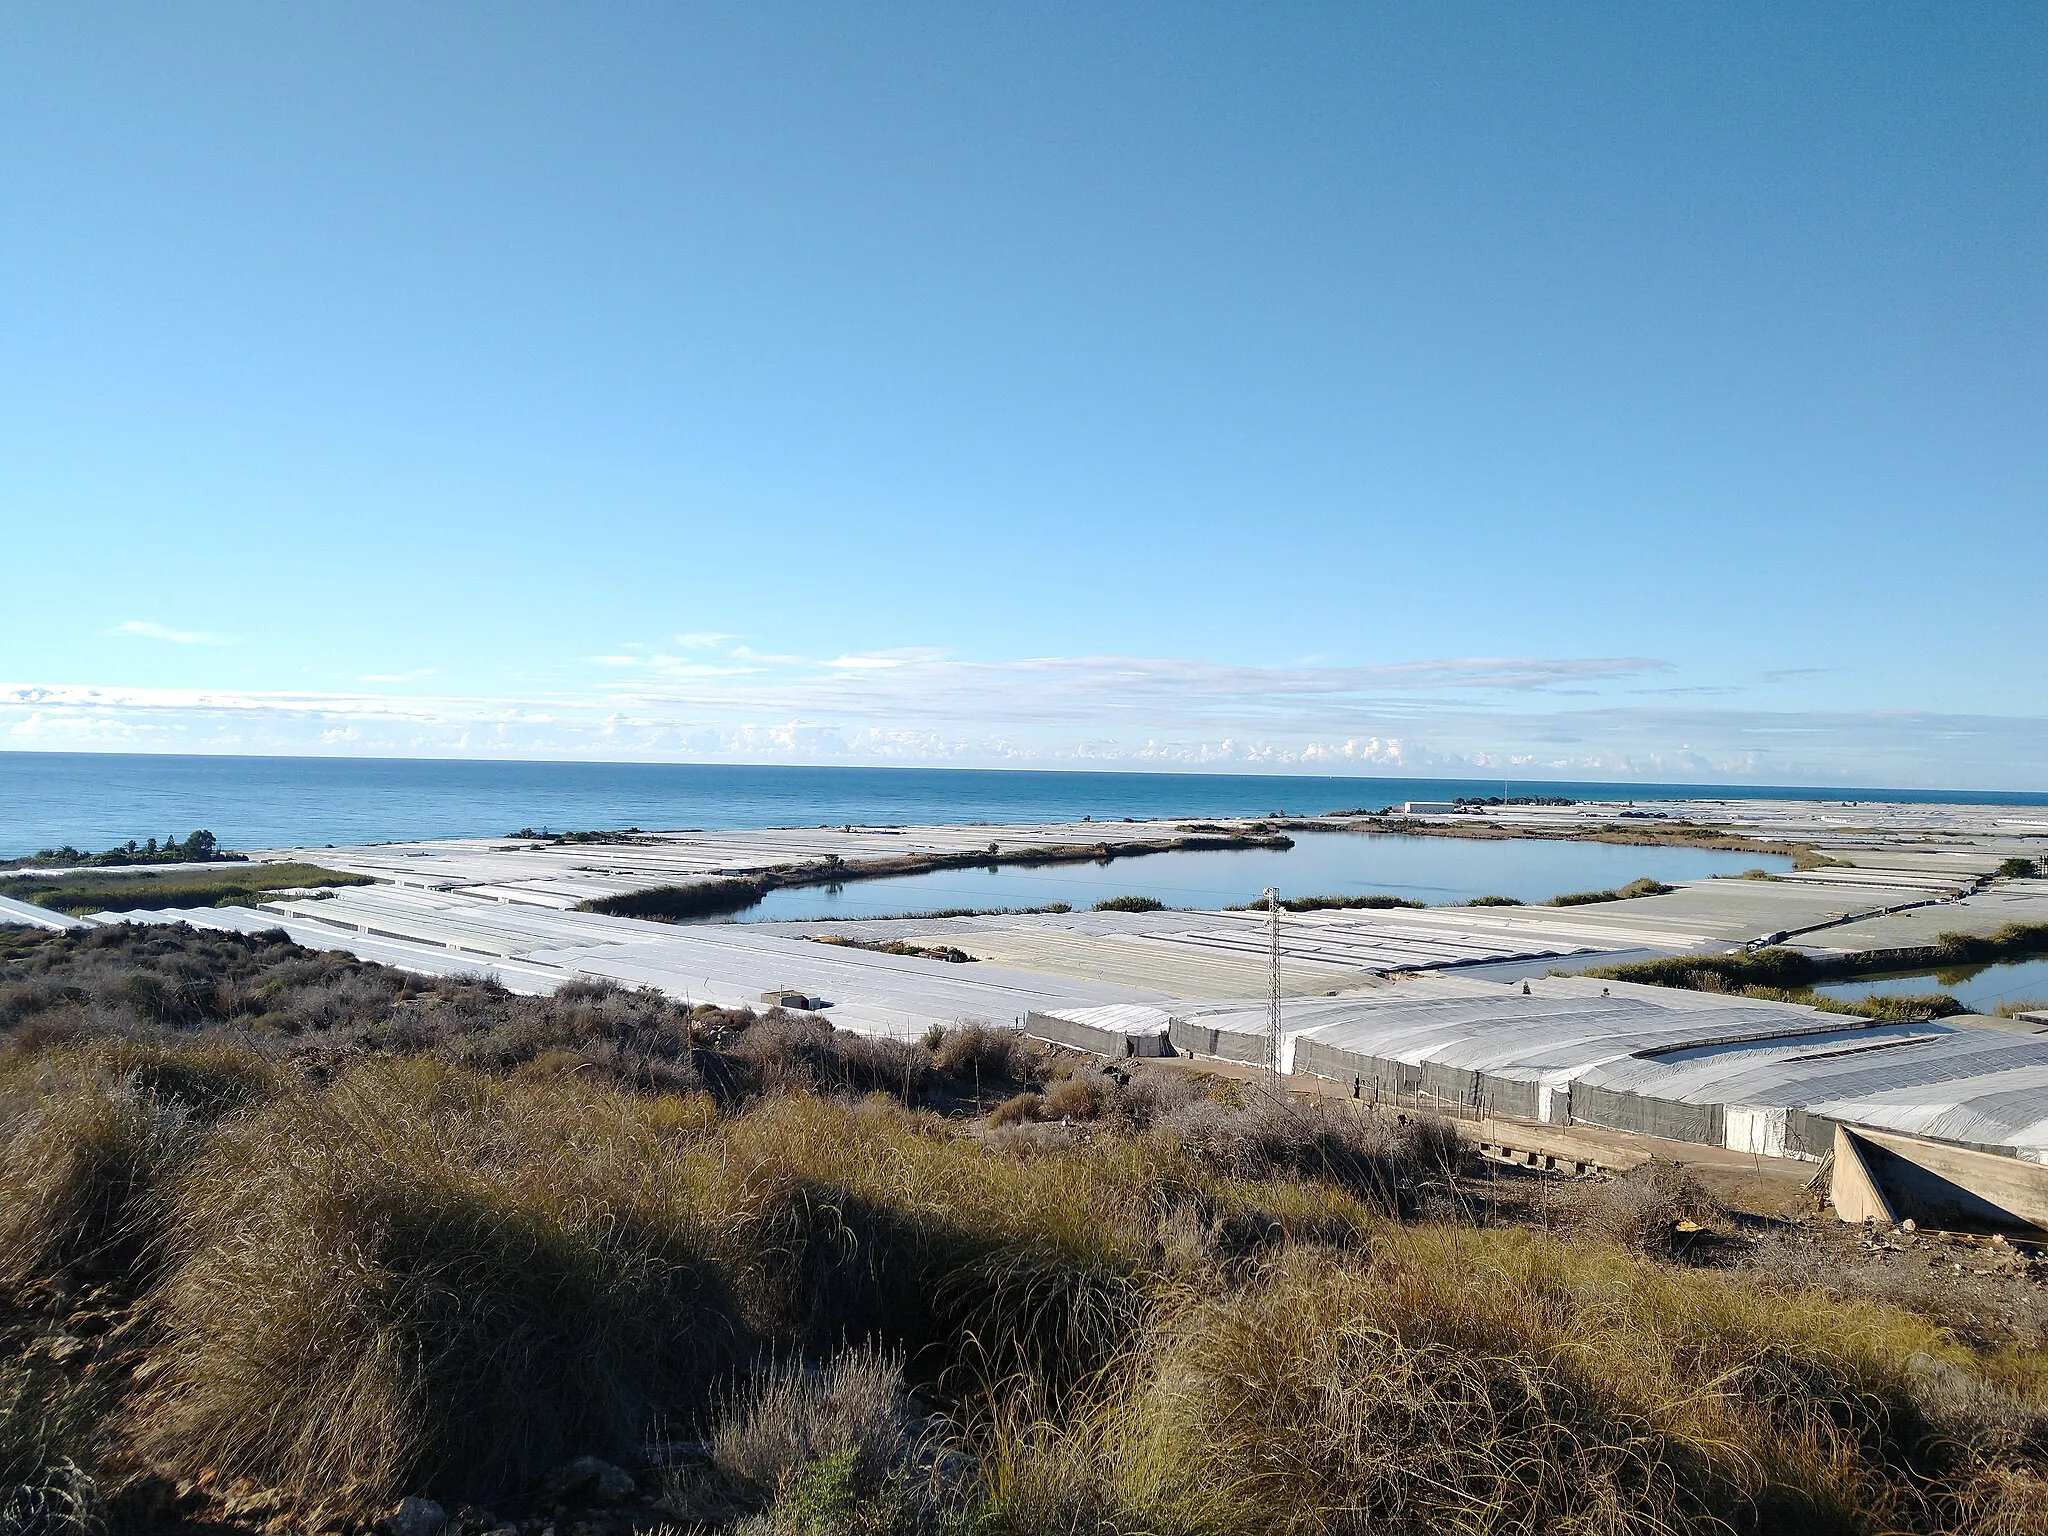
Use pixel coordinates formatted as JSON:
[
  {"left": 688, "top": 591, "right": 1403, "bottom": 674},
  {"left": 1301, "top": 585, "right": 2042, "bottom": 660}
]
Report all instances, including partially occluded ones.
[
  {"left": 0, "top": 862, "right": 368, "bottom": 916},
  {"left": 1547, "top": 877, "right": 1674, "bottom": 907}
]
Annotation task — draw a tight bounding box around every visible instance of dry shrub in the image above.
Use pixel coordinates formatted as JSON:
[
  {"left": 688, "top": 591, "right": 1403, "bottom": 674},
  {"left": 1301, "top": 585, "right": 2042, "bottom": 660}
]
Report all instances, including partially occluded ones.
[
  {"left": 661, "top": 1346, "right": 945, "bottom": 1535},
  {"left": 731, "top": 1013, "right": 930, "bottom": 1101},
  {"left": 1155, "top": 1097, "right": 1462, "bottom": 1210},
  {"left": 135, "top": 1060, "right": 745, "bottom": 1508},
  {"left": 1040, "top": 1076, "right": 1099, "bottom": 1122},
  {"left": 984, "top": 1121, "right": 1074, "bottom": 1159},
  {"left": 827, "top": 1033, "right": 931, "bottom": 1101},
  {"left": 1567, "top": 1159, "right": 1730, "bottom": 1258},
  {"left": 0, "top": 925, "right": 738, "bottom": 1097},
  {"left": 708, "top": 1347, "right": 914, "bottom": 1506},
  {"left": 930, "top": 1024, "right": 1039, "bottom": 1087},
  {"left": 732, "top": 1013, "right": 842, "bottom": 1095},
  {"left": 987, "top": 1092, "right": 1042, "bottom": 1129},
  {"left": 1103, "top": 1065, "right": 1210, "bottom": 1128},
  {"left": 1902, "top": 1352, "right": 2048, "bottom": 1464}
]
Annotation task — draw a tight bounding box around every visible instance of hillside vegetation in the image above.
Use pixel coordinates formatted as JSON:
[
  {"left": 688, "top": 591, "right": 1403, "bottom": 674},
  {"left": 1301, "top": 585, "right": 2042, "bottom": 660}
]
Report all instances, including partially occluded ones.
[
  {"left": 1, "top": 831, "right": 241, "bottom": 872},
  {"left": 0, "top": 863, "right": 370, "bottom": 917},
  {"left": 2, "top": 924, "right": 2046, "bottom": 1535}
]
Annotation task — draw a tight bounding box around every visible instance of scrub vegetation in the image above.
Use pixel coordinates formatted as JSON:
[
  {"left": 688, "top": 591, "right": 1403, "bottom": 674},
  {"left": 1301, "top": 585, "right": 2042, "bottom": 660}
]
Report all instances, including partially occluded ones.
[
  {"left": 1227, "top": 893, "right": 1424, "bottom": 913},
  {"left": 1588, "top": 925, "right": 2048, "bottom": 1020},
  {"left": 0, "top": 831, "right": 242, "bottom": 871},
  {"left": 0, "top": 862, "right": 371, "bottom": 917},
  {"left": 3, "top": 923, "right": 2047, "bottom": 1535},
  {"left": 1545, "top": 876, "right": 1675, "bottom": 906},
  {"left": 1296, "top": 811, "right": 1844, "bottom": 870}
]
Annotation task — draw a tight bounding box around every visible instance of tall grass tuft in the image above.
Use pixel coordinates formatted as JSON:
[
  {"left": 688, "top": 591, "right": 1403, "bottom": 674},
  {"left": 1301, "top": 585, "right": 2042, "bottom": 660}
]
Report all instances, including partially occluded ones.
[
  {"left": 0, "top": 1036, "right": 268, "bottom": 1294},
  {"left": 1021, "top": 1227, "right": 2017, "bottom": 1534},
  {"left": 135, "top": 1061, "right": 745, "bottom": 1507}
]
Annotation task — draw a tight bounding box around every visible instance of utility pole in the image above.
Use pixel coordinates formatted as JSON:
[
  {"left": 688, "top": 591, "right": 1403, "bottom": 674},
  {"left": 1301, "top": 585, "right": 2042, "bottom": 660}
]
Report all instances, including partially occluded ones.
[{"left": 1264, "top": 886, "right": 1282, "bottom": 1090}]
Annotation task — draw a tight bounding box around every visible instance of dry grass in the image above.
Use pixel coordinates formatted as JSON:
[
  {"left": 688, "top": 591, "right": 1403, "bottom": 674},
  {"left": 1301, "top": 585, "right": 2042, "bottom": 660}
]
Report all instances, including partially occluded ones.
[
  {"left": 5, "top": 927, "right": 2048, "bottom": 1532},
  {"left": 1040, "top": 1076, "right": 1100, "bottom": 1121},
  {"left": 987, "top": 1091, "right": 1043, "bottom": 1128},
  {"left": 6, "top": 1056, "right": 2046, "bottom": 1531},
  {"left": 134, "top": 1062, "right": 747, "bottom": 1507},
  {"left": 1155, "top": 1096, "right": 1461, "bottom": 1211},
  {"left": 928, "top": 1023, "right": 1040, "bottom": 1088},
  {"left": 1, "top": 1351, "right": 107, "bottom": 1536},
  {"left": 1561, "top": 1159, "right": 1732, "bottom": 1259},
  {"left": 660, "top": 1344, "right": 924, "bottom": 1525},
  {"left": 976, "top": 1227, "right": 2048, "bottom": 1535},
  {"left": 0, "top": 1037, "right": 277, "bottom": 1296}
]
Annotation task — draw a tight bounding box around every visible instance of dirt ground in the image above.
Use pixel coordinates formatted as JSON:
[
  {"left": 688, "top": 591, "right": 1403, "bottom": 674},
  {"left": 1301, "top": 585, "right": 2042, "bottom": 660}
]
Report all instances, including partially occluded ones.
[{"left": 1137, "top": 1050, "right": 2048, "bottom": 1351}]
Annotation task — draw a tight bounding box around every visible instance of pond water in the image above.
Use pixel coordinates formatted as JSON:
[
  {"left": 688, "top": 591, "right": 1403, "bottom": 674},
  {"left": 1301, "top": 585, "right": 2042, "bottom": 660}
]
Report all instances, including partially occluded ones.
[
  {"left": 1815, "top": 956, "right": 2048, "bottom": 1016},
  {"left": 710, "top": 832, "right": 1794, "bottom": 923}
]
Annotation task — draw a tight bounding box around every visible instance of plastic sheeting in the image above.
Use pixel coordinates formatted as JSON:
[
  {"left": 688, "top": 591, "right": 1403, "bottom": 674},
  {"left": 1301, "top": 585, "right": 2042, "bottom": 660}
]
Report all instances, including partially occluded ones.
[{"left": 1181, "top": 983, "right": 2048, "bottom": 1160}]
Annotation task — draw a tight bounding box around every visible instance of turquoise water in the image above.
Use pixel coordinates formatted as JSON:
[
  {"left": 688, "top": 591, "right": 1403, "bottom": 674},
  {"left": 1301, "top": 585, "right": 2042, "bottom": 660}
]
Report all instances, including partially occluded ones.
[
  {"left": 714, "top": 832, "right": 1794, "bottom": 921},
  {"left": 1816, "top": 957, "right": 2048, "bottom": 1016},
  {"left": 3, "top": 751, "right": 2043, "bottom": 858}
]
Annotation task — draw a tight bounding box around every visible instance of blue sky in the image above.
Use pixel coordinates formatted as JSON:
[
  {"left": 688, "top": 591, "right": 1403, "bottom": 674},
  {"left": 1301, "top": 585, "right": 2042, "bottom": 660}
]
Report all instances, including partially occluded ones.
[{"left": 3, "top": 4, "right": 2044, "bottom": 787}]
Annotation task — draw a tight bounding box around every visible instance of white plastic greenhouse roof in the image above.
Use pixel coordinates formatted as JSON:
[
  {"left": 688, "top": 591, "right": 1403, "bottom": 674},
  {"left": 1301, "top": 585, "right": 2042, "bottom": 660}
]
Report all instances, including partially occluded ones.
[
  {"left": 1037, "top": 1004, "right": 1175, "bottom": 1038},
  {"left": 1188, "top": 989, "right": 1840, "bottom": 1079},
  {"left": 0, "top": 893, "right": 85, "bottom": 931},
  {"left": 93, "top": 886, "right": 1168, "bottom": 1039},
  {"left": 1270, "top": 985, "right": 2048, "bottom": 1157}
]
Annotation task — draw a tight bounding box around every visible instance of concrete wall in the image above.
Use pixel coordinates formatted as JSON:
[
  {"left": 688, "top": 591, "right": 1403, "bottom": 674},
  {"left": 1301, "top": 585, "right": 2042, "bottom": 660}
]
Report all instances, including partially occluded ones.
[
  {"left": 1834, "top": 1124, "right": 2048, "bottom": 1234},
  {"left": 1169, "top": 1017, "right": 1272, "bottom": 1065},
  {"left": 1024, "top": 1011, "right": 1170, "bottom": 1058}
]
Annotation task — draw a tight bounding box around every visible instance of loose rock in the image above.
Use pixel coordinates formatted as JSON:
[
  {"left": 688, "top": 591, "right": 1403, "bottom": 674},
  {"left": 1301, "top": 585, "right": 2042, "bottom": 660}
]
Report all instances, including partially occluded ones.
[
  {"left": 385, "top": 1497, "right": 448, "bottom": 1536},
  {"left": 540, "top": 1456, "right": 636, "bottom": 1505}
]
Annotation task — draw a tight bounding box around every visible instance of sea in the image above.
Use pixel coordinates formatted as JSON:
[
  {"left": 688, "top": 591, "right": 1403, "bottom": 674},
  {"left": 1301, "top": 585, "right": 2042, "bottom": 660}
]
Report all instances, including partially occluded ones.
[{"left": 2, "top": 751, "right": 2044, "bottom": 859}]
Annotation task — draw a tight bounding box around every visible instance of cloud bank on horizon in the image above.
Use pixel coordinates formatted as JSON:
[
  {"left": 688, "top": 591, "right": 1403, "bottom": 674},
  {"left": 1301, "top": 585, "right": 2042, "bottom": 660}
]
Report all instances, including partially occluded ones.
[{"left": 8, "top": 640, "right": 2045, "bottom": 791}]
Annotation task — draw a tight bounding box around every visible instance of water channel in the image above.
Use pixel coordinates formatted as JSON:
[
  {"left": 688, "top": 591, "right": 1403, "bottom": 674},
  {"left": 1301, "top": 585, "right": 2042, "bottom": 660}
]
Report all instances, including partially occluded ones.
[
  {"left": 711, "top": 832, "right": 1794, "bottom": 923},
  {"left": 1814, "top": 957, "right": 2048, "bottom": 1016}
]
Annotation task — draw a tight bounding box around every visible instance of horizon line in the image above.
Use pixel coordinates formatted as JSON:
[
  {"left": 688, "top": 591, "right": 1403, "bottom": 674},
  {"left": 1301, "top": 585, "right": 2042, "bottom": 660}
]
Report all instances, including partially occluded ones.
[{"left": 3, "top": 745, "right": 2047, "bottom": 804}]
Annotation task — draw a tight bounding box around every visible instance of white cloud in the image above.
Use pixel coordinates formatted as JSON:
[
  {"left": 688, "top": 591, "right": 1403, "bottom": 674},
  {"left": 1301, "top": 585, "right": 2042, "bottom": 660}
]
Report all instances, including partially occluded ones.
[
  {"left": 107, "top": 620, "right": 235, "bottom": 646},
  {"left": 5, "top": 649, "right": 2045, "bottom": 790},
  {"left": 823, "top": 648, "right": 952, "bottom": 670}
]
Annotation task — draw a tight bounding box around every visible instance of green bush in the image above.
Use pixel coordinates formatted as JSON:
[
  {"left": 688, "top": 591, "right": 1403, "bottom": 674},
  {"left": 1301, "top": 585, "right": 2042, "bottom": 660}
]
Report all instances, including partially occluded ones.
[{"left": 1547, "top": 877, "right": 1674, "bottom": 907}]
